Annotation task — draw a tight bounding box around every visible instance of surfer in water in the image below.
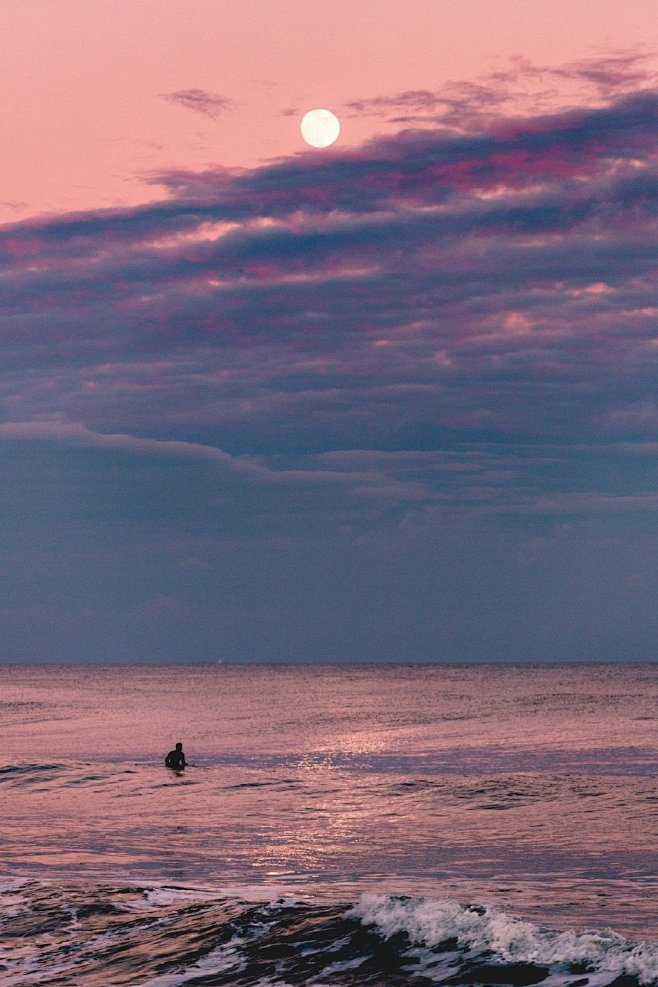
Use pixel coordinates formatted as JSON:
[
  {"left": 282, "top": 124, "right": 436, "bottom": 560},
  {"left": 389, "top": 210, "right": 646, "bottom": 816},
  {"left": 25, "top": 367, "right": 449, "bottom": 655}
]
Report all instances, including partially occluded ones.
[{"left": 165, "top": 742, "right": 186, "bottom": 771}]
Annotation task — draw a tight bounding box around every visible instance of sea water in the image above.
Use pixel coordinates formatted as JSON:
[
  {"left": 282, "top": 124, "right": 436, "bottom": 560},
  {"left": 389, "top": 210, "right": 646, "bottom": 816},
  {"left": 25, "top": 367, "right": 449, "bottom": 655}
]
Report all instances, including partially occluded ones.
[{"left": 0, "top": 662, "right": 657, "bottom": 985}]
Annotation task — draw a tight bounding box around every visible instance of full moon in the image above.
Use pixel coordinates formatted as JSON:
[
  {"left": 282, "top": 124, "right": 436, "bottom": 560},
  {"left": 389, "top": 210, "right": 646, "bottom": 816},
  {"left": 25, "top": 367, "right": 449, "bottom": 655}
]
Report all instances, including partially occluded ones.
[{"left": 300, "top": 109, "right": 340, "bottom": 148}]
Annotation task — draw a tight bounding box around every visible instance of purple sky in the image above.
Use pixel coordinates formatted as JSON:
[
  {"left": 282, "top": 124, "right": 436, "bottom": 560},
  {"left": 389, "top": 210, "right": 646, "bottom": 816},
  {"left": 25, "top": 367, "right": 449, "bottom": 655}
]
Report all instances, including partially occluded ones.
[{"left": 1, "top": 5, "right": 657, "bottom": 662}]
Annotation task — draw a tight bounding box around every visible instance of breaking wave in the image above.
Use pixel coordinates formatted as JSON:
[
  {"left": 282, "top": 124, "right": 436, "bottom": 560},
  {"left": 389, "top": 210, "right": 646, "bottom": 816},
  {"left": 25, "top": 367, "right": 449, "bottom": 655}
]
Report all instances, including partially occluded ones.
[{"left": 1, "top": 882, "right": 657, "bottom": 986}]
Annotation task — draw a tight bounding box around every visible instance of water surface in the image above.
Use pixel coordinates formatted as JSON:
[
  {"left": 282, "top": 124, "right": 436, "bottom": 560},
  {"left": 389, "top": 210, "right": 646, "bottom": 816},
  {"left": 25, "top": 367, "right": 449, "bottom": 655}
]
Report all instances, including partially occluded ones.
[{"left": 1, "top": 663, "right": 657, "bottom": 985}]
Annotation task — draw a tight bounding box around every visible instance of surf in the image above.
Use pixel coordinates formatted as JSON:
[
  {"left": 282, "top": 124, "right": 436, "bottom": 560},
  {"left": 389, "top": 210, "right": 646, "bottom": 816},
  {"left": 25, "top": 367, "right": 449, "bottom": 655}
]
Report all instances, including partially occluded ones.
[{"left": 1, "top": 882, "right": 657, "bottom": 986}]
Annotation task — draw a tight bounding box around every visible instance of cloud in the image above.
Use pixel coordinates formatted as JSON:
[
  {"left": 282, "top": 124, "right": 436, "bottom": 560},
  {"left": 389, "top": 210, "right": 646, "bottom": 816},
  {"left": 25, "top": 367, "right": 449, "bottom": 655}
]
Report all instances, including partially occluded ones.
[
  {"left": 0, "top": 62, "right": 657, "bottom": 519},
  {"left": 0, "top": 420, "right": 431, "bottom": 509},
  {"left": 344, "top": 51, "right": 658, "bottom": 129},
  {"left": 2, "top": 418, "right": 655, "bottom": 663},
  {"left": 491, "top": 50, "right": 656, "bottom": 98},
  {"left": 160, "top": 88, "right": 235, "bottom": 119}
]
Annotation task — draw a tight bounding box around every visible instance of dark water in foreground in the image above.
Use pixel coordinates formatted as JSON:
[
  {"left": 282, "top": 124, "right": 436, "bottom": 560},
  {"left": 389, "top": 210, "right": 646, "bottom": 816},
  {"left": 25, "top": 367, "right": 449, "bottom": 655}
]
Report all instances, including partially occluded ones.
[{"left": 1, "top": 663, "right": 657, "bottom": 985}]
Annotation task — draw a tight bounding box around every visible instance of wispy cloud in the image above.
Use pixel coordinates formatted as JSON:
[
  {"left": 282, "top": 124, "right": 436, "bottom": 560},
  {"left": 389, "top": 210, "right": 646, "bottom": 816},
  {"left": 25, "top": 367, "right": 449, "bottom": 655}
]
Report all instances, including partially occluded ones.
[
  {"left": 344, "top": 51, "right": 658, "bottom": 128},
  {"left": 160, "top": 88, "right": 235, "bottom": 119}
]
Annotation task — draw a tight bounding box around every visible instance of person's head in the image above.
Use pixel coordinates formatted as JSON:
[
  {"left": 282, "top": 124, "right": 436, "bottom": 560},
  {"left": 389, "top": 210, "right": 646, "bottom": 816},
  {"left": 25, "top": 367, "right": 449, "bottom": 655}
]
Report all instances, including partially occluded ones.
[{"left": 175, "top": 742, "right": 183, "bottom": 751}]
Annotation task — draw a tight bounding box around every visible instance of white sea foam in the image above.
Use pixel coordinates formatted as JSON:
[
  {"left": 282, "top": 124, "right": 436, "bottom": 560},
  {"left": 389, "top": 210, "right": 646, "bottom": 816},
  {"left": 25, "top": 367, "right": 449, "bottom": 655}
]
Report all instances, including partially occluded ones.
[
  {"left": 351, "top": 893, "right": 658, "bottom": 983},
  {"left": 116, "top": 881, "right": 299, "bottom": 911}
]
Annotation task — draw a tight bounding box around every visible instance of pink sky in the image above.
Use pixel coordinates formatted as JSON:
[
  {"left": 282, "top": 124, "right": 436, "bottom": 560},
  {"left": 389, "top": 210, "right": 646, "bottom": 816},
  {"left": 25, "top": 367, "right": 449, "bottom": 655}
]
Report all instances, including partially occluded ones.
[{"left": 2, "top": 0, "right": 657, "bottom": 222}]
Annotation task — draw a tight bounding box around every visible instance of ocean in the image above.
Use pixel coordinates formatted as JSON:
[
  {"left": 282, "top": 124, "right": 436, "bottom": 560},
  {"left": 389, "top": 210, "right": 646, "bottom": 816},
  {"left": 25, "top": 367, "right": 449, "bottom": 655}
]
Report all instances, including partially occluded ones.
[{"left": 1, "top": 662, "right": 657, "bottom": 986}]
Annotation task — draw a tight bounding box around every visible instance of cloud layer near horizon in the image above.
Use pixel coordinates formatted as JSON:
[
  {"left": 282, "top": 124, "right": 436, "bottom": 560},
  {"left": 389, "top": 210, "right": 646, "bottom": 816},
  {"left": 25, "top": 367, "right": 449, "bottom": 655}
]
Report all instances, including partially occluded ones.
[{"left": 1, "top": 69, "right": 657, "bottom": 662}]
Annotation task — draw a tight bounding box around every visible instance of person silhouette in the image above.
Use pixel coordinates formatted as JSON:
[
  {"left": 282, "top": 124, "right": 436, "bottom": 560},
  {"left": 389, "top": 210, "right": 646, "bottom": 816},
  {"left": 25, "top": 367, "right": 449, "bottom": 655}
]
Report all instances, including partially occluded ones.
[{"left": 165, "top": 741, "right": 186, "bottom": 770}]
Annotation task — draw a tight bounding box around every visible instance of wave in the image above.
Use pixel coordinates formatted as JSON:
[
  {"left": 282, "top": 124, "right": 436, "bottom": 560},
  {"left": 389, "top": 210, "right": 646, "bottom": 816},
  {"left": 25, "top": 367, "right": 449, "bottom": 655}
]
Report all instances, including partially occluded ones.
[
  {"left": 0, "top": 762, "right": 146, "bottom": 792},
  {"left": 354, "top": 894, "right": 658, "bottom": 985},
  {"left": 0, "top": 882, "right": 656, "bottom": 986}
]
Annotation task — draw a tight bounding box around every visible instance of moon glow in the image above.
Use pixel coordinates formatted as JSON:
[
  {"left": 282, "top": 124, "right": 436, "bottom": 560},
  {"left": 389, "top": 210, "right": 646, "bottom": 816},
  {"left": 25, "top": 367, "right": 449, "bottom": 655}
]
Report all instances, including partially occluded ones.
[{"left": 300, "top": 109, "right": 340, "bottom": 148}]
